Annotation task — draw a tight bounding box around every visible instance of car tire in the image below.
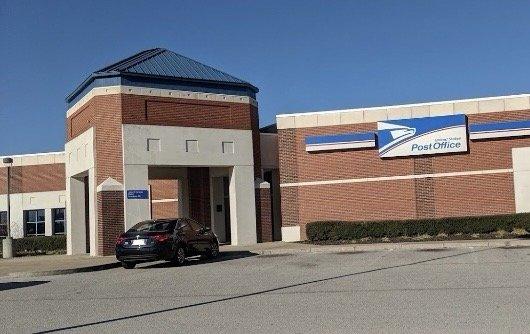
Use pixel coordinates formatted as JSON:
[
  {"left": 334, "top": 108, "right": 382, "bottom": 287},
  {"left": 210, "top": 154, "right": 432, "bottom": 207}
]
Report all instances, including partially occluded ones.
[
  {"left": 172, "top": 245, "right": 186, "bottom": 266},
  {"left": 205, "top": 242, "right": 219, "bottom": 259},
  {"left": 121, "top": 261, "right": 136, "bottom": 269}
]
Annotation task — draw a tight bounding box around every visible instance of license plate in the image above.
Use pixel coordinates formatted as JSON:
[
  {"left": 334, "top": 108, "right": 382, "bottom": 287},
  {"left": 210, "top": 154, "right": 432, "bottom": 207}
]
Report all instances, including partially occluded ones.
[{"left": 132, "top": 239, "right": 146, "bottom": 246}]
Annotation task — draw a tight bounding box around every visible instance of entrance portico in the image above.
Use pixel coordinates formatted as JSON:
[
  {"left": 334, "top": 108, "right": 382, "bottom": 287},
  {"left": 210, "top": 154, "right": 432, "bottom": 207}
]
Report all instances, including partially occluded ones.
[
  {"left": 64, "top": 48, "right": 272, "bottom": 256},
  {"left": 121, "top": 124, "right": 257, "bottom": 245}
]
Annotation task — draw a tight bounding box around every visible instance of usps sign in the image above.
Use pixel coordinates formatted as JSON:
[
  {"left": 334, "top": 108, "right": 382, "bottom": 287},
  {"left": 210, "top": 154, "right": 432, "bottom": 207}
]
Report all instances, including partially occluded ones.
[{"left": 377, "top": 114, "right": 468, "bottom": 158}]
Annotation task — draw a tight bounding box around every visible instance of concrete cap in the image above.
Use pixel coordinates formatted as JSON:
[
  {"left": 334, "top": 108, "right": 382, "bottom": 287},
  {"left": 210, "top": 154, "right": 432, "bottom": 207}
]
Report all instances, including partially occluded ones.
[{"left": 96, "top": 177, "right": 124, "bottom": 192}]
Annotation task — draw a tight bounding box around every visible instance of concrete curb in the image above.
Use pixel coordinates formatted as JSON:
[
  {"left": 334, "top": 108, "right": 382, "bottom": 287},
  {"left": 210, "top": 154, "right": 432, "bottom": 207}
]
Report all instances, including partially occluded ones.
[
  {"left": 7, "top": 262, "right": 121, "bottom": 278},
  {"left": 254, "top": 239, "right": 530, "bottom": 255}
]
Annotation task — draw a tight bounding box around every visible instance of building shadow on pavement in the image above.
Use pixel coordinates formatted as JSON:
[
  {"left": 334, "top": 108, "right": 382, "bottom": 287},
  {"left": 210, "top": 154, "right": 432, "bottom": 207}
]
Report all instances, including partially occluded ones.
[
  {"left": 0, "top": 280, "right": 49, "bottom": 292},
  {"left": 137, "top": 251, "right": 258, "bottom": 269}
]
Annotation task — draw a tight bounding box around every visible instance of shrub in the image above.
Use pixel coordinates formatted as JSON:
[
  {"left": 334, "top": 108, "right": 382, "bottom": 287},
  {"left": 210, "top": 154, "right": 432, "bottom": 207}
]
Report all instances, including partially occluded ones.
[
  {"left": 0, "top": 235, "right": 67, "bottom": 256},
  {"left": 306, "top": 213, "right": 530, "bottom": 242}
]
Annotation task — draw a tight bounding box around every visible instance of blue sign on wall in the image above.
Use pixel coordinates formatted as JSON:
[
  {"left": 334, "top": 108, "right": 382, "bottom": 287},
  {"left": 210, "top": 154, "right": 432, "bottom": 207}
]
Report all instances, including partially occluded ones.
[
  {"left": 127, "top": 190, "right": 149, "bottom": 199},
  {"left": 377, "top": 114, "right": 468, "bottom": 158}
]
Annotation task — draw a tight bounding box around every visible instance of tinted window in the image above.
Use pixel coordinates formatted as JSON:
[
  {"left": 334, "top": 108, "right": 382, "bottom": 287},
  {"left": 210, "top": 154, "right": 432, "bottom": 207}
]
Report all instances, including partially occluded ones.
[
  {"left": 0, "top": 211, "right": 6, "bottom": 237},
  {"left": 130, "top": 220, "right": 176, "bottom": 232},
  {"left": 177, "top": 221, "right": 191, "bottom": 232},
  {"left": 187, "top": 219, "right": 204, "bottom": 231},
  {"left": 53, "top": 208, "right": 66, "bottom": 235},
  {"left": 24, "top": 209, "right": 45, "bottom": 236}
]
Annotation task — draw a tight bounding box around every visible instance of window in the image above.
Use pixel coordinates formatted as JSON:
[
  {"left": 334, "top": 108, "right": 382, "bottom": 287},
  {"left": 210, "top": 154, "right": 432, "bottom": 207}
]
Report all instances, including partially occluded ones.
[
  {"left": 130, "top": 220, "right": 176, "bottom": 233},
  {"left": 187, "top": 219, "right": 204, "bottom": 231},
  {"left": 177, "top": 220, "right": 191, "bottom": 232},
  {"left": 0, "top": 211, "right": 6, "bottom": 237},
  {"left": 52, "top": 208, "right": 66, "bottom": 235},
  {"left": 24, "top": 209, "right": 45, "bottom": 236}
]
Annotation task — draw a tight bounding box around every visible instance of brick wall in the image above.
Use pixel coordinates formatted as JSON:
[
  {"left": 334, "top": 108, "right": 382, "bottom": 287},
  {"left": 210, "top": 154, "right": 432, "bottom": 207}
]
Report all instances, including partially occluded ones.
[
  {"left": 148, "top": 179, "right": 179, "bottom": 219},
  {"left": 66, "top": 94, "right": 125, "bottom": 185},
  {"left": 0, "top": 164, "right": 65, "bottom": 195},
  {"left": 188, "top": 167, "right": 211, "bottom": 227},
  {"left": 278, "top": 109, "right": 530, "bottom": 237},
  {"left": 120, "top": 94, "right": 256, "bottom": 130},
  {"left": 97, "top": 190, "right": 124, "bottom": 256},
  {"left": 67, "top": 104, "right": 95, "bottom": 141},
  {"left": 256, "top": 187, "right": 273, "bottom": 242},
  {"left": 151, "top": 202, "right": 179, "bottom": 220}
]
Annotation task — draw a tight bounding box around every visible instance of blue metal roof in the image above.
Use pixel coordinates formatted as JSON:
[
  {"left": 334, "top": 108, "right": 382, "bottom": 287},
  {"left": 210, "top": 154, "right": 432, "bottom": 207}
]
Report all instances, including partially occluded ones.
[
  {"left": 95, "top": 48, "right": 251, "bottom": 85},
  {"left": 66, "top": 48, "right": 258, "bottom": 104}
]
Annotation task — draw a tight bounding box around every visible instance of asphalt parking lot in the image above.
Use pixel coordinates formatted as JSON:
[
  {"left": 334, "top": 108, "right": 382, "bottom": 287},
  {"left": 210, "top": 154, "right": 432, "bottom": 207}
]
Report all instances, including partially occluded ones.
[{"left": 1, "top": 247, "right": 529, "bottom": 333}]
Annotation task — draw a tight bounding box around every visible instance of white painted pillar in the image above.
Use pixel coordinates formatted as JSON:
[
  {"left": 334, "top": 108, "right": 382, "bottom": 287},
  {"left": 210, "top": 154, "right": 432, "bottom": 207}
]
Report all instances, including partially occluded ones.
[
  {"left": 178, "top": 177, "right": 190, "bottom": 218},
  {"left": 512, "top": 147, "right": 530, "bottom": 213},
  {"left": 123, "top": 164, "right": 151, "bottom": 230},
  {"left": 66, "top": 176, "right": 87, "bottom": 255},
  {"left": 228, "top": 165, "right": 257, "bottom": 245},
  {"left": 44, "top": 208, "right": 53, "bottom": 236},
  {"left": 88, "top": 168, "right": 98, "bottom": 256},
  {"left": 210, "top": 176, "right": 227, "bottom": 243}
]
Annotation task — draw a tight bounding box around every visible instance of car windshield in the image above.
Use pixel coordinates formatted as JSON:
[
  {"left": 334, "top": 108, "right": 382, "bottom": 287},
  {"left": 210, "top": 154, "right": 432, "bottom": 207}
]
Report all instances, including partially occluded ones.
[{"left": 129, "top": 221, "right": 175, "bottom": 232}]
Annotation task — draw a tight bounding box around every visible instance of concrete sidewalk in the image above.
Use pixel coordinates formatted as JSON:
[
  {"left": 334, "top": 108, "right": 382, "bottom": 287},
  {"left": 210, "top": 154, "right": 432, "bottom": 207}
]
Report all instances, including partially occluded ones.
[
  {"left": 221, "top": 238, "right": 530, "bottom": 255},
  {"left": 0, "top": 254, "right": 119, "bottom": 278},
  {"left": 1, "top": 238, "right": 528, "bottom": 278}
]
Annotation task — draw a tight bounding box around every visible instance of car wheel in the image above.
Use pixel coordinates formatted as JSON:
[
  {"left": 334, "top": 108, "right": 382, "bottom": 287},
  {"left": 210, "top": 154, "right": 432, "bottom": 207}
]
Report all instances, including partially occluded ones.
[
  {"left": 172, "top": 246, "right": 186, "bottom": 266},
  {"left": 121, "top": 261, "right": 136, "bottom": 269},
  {"left": 206, "top": 242, "right": 219, "bottom": 259}
]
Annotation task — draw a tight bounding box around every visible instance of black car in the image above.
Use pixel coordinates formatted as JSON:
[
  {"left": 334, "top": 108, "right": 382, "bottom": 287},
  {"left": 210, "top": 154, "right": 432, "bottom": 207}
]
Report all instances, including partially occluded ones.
[{"left": 115, "top": 218, "right": 219, "bottom": 269}]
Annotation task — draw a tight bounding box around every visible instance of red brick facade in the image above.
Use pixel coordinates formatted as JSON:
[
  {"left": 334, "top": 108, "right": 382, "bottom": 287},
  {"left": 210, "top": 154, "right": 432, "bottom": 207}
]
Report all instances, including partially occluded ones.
[
  {"left": 256, "top": 187, "right": 273, "bottom": 242},
  {"left": 278, "top": 109, "right": 530, "bottom": 238},
  {"left": 97, "top": 190, "right": 124, "bottom": 255},
  {"left": 0, "top": 164, "right": 65, "bottom": 195},
  {"left": 148, "top": 179, "right": 179, "bottom": 219},
  {"left": 187, "top": 167, "right": 212, "bottom": 227}
]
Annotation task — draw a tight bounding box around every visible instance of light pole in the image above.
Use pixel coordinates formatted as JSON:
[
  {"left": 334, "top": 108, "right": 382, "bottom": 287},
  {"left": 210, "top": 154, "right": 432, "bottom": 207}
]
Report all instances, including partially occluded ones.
[{"left": 2, "top": 157, "right": 13, "bottom": 259}]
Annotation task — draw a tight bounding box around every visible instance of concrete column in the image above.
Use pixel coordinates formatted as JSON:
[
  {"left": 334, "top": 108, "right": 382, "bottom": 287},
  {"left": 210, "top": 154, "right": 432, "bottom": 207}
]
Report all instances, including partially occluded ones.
[
  {"left": 67, "top": 176, "right": 87, "bottom": 255},
  {"left": 512, "top": 147, "right": 530, "bottom": 213},
  {"left": 7, "top": 193, "right": 24, "bottom": 238},
  {"left": 44, "top": 208, "right": 53, "bottom": 236},
  {"left": 88, "top": 168, "right": 98, "bottom": 255},
  {"left": 123, "top": 164, "right": 150, "bottom": 230},
  {"left": 178, "top": 177, "right": 190, "bottom": 218},
  {"left": 229, "top": 165, "right": 257, "bottom": 245}
]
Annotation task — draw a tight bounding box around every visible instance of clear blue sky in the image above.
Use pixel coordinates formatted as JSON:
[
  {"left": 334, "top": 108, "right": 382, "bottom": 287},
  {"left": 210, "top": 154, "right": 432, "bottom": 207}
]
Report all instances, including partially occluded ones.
[{"left": 1, "top": 0, "right": 529, "bottom": 155}]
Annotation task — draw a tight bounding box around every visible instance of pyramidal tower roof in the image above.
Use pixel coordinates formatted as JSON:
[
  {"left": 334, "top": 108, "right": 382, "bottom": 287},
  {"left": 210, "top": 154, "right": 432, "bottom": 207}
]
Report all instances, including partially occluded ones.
[
  {"left": 95, "top": 48, "right": 250, "bottom": 85},
  {"left": 67, "top": 48, "right": 257, "bottom": 105}
]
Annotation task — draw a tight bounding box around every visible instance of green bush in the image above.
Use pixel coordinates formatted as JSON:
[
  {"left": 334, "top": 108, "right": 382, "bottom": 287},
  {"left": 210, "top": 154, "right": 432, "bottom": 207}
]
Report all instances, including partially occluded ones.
[
  {"left": 0, "top": 235, "right": 67, "bottom": 256},
  {"left": 306, "top": 213, "right": 530, "bottom": 242}
]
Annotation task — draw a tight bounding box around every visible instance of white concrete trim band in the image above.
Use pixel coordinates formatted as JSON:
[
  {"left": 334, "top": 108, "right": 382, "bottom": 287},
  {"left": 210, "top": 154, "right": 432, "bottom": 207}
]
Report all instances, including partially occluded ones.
[
  {"left": 67, "top": 85, "right": 258, "bottom": 117},
  {"left": 470, "top": 129, "right": 530, "bottom": 140},
  {"left": 280, "top": 168, "right": 514, "bottom": 188},
  {"left": 0, "top": 151, "right": 65, "bottom": 167},
  {"left": 276, "top": 94, "right": 530, "bottom": 129},
  {"left": 306, "top": 140, "right": 376, "bottom": 152},
  {"left": 151, "top": 198, "right": 178, "bottom": 203}
]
